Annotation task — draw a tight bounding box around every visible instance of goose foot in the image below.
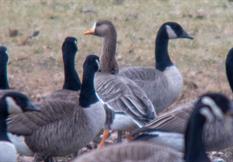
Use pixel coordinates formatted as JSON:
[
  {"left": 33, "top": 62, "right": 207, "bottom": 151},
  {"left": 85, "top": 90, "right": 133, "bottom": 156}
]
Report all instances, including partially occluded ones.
[{"left": 98, "top": 129, "right": 110, "bottom": 149}]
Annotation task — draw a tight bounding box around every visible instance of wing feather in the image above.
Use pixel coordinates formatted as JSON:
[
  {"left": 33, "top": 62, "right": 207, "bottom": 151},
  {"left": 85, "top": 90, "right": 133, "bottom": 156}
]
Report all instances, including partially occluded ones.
[{"left": 95, "top": 73, "right": 156, "bottom": 125}]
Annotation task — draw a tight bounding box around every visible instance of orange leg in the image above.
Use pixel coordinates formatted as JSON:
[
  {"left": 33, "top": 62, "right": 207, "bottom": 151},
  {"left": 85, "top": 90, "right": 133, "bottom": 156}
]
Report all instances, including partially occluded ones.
[
  {"left": 98, "top": 129, "right": 110, "bottom": 149},
  {"left": 126, "top": 134, "right": 135, "bottom": 141}
]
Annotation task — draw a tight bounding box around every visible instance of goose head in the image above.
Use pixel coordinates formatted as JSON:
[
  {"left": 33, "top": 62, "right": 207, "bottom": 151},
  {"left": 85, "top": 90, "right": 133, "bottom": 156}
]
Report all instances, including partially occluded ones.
[
  {"left": 160, "top": 22, "right": 193, "bottom": 40},
  {"left": 196, "top": 93, "right": 233, "bottom": 122},
  {"left": 0, "top": 46, "right": 8, "bottom": 65},
  {"left": 62, "top": 37, "right": 78, "bottom": 58},
  {"left": 83, "top": 55, "right": 100, "bottom": 73},
  {"left": 84, "top": 20, "right": 116, "bottom": 37},
  {"left": 0, "top": 92, "right": 39, "bottom": 115}
]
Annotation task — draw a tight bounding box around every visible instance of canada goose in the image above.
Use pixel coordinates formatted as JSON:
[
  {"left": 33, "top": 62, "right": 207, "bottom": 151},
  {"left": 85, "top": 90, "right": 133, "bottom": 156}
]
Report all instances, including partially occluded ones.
[
  {"left": 45, "top": 37, "right": 81, "bottom": 102},
  {"left": 0, "top": 46, "right": 9, "bottom": 89},
  {"left": 73, "top": 93, "right": 233, "bottom": 162},
  {"left": 0, "top": 46, "right": 17, "bottom": 95},
  {"left": 131, "top": 48, "right": 233, "bottom": 151},
  {"left": 84, "top": 20, "right": 156, "bottom": 146},
  {"left": 7, "top": 55, "right": 106, "bottom": 162},
  {"left": 0, "top": 92, "right": 38, "bottom": 162},
  {"left": 0, "top": 46, "right": 35, "bottom": 156},
  {"left": 120, "top": 22, "right": 193, "bottom": 113}
]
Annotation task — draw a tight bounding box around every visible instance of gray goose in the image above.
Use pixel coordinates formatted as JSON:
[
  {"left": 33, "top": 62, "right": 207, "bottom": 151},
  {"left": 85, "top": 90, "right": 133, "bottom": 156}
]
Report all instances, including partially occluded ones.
[
  {"left": 120, "top": 22, "right": 193, "bottom": 113},
  {"left": 0, "top": 92, "right": 38, "bottom": 162},
  {"left": 73, "top": 93, "right": 233, "bottom": 162},
  {"left": 84, "top": 20, "right": 156, "bottom": 147},
  {"left": 44, "top": 36, "right": 81, "bottom": 102},
  {"left": 7, "top": 55, "right": 106, "bottom": 162},
  {"left": 131, "top": 48, "right": 233, "bottom": 151}
]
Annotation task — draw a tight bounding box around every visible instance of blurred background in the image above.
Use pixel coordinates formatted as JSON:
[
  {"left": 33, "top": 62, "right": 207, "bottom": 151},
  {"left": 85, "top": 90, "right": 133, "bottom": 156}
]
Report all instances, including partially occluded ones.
[{"left": 0, "top": 0, "right": 233, "bottom": 105}]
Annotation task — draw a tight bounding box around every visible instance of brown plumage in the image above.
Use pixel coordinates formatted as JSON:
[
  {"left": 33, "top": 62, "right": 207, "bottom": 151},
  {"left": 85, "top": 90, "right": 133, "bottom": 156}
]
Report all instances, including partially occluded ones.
[
  {"left": 7, "top": 55, "right": 106, "bottom": 162},
  {"left": 84, "top": 20, "right": 156, "bottom": 129},
  {"left": 132, "top": 99, "right": 233, "bottom": 151},
  {"left": 42, "top": 37, "right": 81, "bottom": 104},
  {"left": 72, "top": 142, "right": 182, "bottom": 162},
  {"left": 132, "top": 48, "right": 233, "bottom": 151},
  {"left": 119, "top": 22, "right": 193, "bottom": 113},
  {"left": 73, "top": 93, "right": 233, "bottom": 162}
]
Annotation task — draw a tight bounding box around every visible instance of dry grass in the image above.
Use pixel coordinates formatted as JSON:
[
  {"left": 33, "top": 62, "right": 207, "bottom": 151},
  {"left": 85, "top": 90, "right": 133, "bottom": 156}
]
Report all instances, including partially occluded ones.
[{"left": 1, "top": 0, "right": 233, "bottom": 161}]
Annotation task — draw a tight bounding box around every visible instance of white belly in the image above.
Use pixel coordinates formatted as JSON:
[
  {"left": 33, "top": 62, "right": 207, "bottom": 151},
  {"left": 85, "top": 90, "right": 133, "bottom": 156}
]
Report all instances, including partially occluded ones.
[
  {"left": 0, "top": 141, "right": 17, "bottom": 162},
  {"left": 110, "top": 113, "right": 138, "bottom": 131},
  {"left": 8, "top": 133, "right": 34, "bottom": 156}
]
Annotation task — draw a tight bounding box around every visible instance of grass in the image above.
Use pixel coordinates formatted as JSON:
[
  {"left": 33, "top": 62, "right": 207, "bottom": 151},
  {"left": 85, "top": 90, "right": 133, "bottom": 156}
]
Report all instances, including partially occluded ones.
[{"left": 1, "top": 0, "right": 233, "bottom": 161}]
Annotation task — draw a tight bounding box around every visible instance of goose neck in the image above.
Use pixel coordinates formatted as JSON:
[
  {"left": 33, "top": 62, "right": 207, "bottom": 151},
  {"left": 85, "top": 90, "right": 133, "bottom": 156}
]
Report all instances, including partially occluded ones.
[
  {"left": 0, "top": 113, "right": 10, "bottom": 142},
  {"left": 184, "top": 114, "right": 210, "bottom": 162},
  {"left": 79, "top": 69, "right": 98, "bottom": 108},
  {"left": 155, "top": 31, "right": 173, "bottom": 71},
  {"left": 226, "top": 53, "right": 233, "bottom": 92},
  {"left": 62, "top": 54, "right": 81, "bottom": 91},
  {"left": 100, "top": 31, "right": 119, "bottom": 74},
  {"left": 0, "top": 63, "right": 9, "bottom": 89}
]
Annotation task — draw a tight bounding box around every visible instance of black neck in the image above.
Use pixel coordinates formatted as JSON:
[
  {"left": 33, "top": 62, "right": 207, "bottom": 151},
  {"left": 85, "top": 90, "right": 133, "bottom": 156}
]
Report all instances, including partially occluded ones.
[
  {"left": 155, "top": 29, "right": 173, "bottom": 71},
  {"left": 0, "top": 62, "right": 9, "bottom": 89},
  {"left": 79, "top": 69, "right": 98, "bottom": 108},
  {"left": 226, "top": 51, "right": 233, "bottom": 92},
  {"left": 101, "top": 28, "right": 119, "bottom": 74},
  {"left": 62, "top": 54, "right": 81, "bottom": 91},
  {"left": 184, "top": 113, "right": 210, "bottom": 162},
  {"left": 0, "top": 100, "right": 10, "bottom": 142}
]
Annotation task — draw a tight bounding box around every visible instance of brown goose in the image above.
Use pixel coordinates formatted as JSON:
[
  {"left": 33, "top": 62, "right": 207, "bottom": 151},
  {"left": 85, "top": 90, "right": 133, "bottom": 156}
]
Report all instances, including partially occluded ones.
[
  {"left": 7, "top": 55, "right": 106, "bottom": 162},
  {"left": 0, "top": 92, "right": 39, "bottom": 162},
  {"left": 0, "top": 46, "right": 36, "bottom": 156},
  {"left": 73, "top": 93, "right": 233, "bottom": 162},
  {"left": 119, "top": 22, "right": 193, "bottom": 113},
  {"left": 44, "top": 36, "right": 81, "bottom": 103},
  {"left": 84, "top": 20, "right": 156, "bottom": 146},
  {"left": 131, "top": 48, "right": 233, "bottom": 151}
]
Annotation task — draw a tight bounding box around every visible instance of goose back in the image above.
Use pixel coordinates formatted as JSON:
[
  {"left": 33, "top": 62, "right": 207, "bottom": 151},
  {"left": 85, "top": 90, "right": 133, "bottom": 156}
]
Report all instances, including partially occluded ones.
[
  {"left": 121, "top": 66, "right": 183, "bottom": 113},
  {"left": 73, "top": 142, "right": 182, "bottom": 162},
  {"left": 95, "top": 72, "right": 156, "bottom": 126},
  {"left": 8, "top": 99, "right": 105, "bottom": 157},
  {"left": 132, "top": 99, "right": 233, "bottom": 151},
  {"left": 119, "top": 22, "right": 192, "bottom": 113}
]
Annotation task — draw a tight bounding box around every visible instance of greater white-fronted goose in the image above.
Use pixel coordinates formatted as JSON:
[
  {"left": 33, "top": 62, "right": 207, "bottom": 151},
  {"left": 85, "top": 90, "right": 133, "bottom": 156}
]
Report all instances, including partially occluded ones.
[
  {"left": 120, "top": 22, "right": 193, "bottom": 113},
  {"left": 84, "top": 20, "right": 156, "bottom": 147},
  {"left": 7, "top": 55, "right": 106, "bottom": 162},
  {"left": 73, "top": 93, "right": 233, "bottom": 162},
  {"left": 131, "top": 48, "right": 233, "bottom": 151}
]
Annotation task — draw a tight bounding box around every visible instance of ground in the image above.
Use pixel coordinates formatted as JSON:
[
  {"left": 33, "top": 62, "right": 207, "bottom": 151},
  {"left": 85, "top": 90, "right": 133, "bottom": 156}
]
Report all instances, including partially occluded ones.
[{"left": 1, "top": 0, "right": 233, "bottom": 161}]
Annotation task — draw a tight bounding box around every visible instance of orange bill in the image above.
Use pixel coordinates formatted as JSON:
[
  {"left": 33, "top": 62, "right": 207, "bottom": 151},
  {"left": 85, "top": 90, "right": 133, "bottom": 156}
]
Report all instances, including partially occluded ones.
[{"left": 84, "top": 28, "right": 95, "bottom": 35}]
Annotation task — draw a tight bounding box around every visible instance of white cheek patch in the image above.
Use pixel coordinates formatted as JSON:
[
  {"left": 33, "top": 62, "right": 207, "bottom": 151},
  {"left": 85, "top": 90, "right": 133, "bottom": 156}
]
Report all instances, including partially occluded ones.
[
  {"left": 200, "top": 107, "right": 214, "bottom": 122},
  {"left": 202, "top": 97, "right": 224, "bottom": 119},
  {"left": 96, "top": 59, "right": 100, "bottom": 70},
  {"left": 74, "top": 40, "right": 77, "bottom": 45},
  {"left": 92, "top": 22, "right": 97, "bottom": 31},
  {"left": 6, "top": 97, "right": 22, "bottom": 114},
  {"left": 165, "top": 25, "right": 177, "bottom": 39},
  {"left": 5, "top": 49, "right": 9, "bottom": 56}
]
